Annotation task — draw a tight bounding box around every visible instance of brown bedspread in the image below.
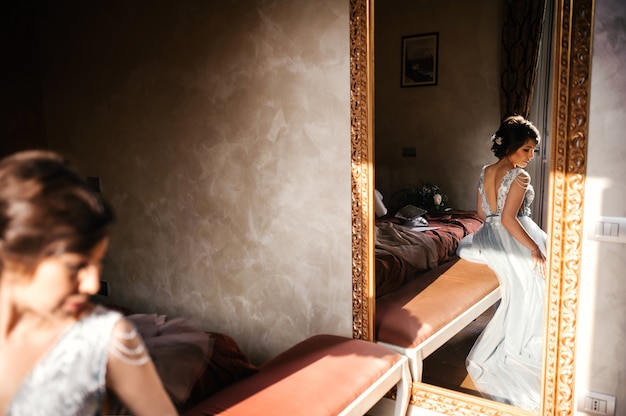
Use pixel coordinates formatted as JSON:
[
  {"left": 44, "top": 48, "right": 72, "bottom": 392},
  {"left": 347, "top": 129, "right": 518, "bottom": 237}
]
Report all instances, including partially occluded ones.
[{"left": 375, "top": 210, "right": 483, "bottom": 297}]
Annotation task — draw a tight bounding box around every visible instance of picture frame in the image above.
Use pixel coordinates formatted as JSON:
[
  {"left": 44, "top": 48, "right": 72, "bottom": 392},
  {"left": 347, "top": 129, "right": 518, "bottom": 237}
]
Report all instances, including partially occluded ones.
[{"left": 401, "top": 32, "right": 439, "bottom": 87}]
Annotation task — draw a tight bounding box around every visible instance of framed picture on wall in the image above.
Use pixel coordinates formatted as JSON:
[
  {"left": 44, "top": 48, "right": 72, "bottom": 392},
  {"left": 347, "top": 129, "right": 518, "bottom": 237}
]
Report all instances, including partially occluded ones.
[{"left": 401, "top": 32, "right": 439, "bottom": 87}]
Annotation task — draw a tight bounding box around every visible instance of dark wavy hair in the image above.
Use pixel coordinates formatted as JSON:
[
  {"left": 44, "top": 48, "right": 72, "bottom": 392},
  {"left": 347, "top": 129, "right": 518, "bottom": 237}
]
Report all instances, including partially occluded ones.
[
  {"left": 490, "top": 115, "right": 541, "bottom": 159},
  {"left": 0, "top": 150, "right": 115, "bottom": 273}
]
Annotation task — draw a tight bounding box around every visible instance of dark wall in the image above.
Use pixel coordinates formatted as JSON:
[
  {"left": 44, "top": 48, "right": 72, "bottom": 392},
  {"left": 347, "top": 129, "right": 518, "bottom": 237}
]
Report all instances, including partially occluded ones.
[{"left": 1, "top": 1, "right": 48, "bottom": 158}]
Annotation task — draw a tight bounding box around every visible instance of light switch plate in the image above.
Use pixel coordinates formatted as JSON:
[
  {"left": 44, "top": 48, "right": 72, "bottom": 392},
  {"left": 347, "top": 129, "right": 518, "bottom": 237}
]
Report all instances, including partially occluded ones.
[{"left": 589, "top": 216, "right": 626, "bottom": 244}]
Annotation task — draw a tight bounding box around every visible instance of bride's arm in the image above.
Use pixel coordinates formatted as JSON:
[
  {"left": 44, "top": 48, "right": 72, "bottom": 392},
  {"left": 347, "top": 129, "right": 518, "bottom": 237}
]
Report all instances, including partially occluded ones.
[
  {"left": 501, "top": 172, "right": 546, "bottom": 276},
  {"left": 105, "top": 318, "right": 177, "bottom": 416}
]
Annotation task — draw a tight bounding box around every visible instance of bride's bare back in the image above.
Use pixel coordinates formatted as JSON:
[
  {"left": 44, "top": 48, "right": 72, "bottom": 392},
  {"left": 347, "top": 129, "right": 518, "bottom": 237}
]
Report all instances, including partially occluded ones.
[{"left": 482, "top": 160, "right": 515, "bottom": 214}]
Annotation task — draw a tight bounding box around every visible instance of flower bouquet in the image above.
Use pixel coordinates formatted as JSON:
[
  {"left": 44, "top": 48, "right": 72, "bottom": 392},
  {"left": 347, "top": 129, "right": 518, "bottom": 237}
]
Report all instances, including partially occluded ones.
[{"left": 391, "top": 182, "right": 449, "bottom": 213}]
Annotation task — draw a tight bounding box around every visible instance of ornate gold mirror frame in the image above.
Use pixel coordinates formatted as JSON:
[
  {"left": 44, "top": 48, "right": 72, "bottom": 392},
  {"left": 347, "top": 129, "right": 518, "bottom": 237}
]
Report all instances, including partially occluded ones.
[{"left": 350, "top": 0, "right": 594, "bottom": 414}]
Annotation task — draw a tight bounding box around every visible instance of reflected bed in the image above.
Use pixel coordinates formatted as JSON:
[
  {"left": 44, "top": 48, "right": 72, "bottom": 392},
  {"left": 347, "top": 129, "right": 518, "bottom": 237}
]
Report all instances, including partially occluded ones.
[{"left": 375, "top": 210, "right": 483, "bottom": 297}]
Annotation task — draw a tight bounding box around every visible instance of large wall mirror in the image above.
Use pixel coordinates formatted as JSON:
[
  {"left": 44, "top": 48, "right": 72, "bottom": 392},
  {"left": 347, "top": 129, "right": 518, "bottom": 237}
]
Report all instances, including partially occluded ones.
[{"left": 350, "top": 0, "right": 594, "bottom": 414}]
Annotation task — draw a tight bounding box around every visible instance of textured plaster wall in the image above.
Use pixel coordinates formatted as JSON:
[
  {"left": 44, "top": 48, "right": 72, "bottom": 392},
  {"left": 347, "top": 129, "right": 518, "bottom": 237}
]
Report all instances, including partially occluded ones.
[
  {"left": 374, "top": 0, "right": 501, "bottom": 211},
  {"left": 39, "top": 0, "right": 352, "bottom": 364},
  {"left": 578, "top": 0, "right": 626, "bottom": 412}
]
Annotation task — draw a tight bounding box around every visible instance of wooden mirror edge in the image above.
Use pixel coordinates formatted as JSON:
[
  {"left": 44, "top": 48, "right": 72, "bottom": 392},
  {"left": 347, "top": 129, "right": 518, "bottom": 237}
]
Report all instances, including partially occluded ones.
[{"left": 349, "top": 0, "right": 595, "bottom": 414}]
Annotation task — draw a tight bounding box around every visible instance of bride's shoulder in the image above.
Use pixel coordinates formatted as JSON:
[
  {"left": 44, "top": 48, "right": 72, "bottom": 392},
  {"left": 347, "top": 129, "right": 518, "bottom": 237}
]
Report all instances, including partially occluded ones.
[
  {"left": 503, "top": 167, "right": 531, "bottom": 189},
  {"left": 482, "top": 163, "right": 495, "bottom": 172},
  {"left": 510, "top": 167, "right": 530, "bottom": 180},
  {"left": 482, "top": 163, "right": 498, "bottom": 177}
]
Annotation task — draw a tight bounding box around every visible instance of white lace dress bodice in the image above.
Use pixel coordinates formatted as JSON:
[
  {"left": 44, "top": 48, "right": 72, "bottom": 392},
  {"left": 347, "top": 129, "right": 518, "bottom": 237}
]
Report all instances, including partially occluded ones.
[
  {"left": 457, "top": 165, "right": 547, "bottom": 412},
  {"left": 480, "top": 166, "right": 535, "bottom": 217},
  {"left": 7, "top": 306, "right": 122, "bottom": 416}
]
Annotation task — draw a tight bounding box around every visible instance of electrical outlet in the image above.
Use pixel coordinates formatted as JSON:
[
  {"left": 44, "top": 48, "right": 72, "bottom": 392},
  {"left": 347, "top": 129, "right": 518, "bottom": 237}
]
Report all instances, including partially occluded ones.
[
  {"left": 578, "top": 391, "right": 616, "bottom": 415},
  {"left": 86, "top": 176, "right": 102, "bottom": 193},
  {"left": 402, "top": 146, "right": 417, "bottom": 157},
  {"left": 97, "top": 280, "right": 110, "bottom": 296}
]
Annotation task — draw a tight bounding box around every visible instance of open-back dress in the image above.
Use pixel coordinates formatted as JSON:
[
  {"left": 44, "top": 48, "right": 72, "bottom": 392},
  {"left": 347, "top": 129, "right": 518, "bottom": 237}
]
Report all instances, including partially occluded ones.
[{"left": 457, "top": 166, "right": 547, "bottom": 412}]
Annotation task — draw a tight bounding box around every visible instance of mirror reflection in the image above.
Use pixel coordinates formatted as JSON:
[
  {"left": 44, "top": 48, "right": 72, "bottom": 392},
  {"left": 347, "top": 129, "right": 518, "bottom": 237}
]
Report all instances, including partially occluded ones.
[{"left": 371, "top": 0, "right": 553, "bottom": 412}]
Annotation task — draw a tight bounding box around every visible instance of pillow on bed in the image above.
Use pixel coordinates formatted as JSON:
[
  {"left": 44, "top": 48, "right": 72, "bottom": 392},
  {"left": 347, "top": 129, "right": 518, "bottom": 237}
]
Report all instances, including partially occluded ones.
[{"left": 375, "top": 189, "right": 388, "bottom": 217}]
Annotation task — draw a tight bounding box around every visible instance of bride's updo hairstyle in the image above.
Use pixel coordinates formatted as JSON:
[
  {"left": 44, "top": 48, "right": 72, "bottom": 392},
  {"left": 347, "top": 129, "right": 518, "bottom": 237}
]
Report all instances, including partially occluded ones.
[
  {"left": 0, "top": 150, "right": 115, "bottom": 274},
  {"left": 491, "top": 115, "right": 541, "bottom": 159}
]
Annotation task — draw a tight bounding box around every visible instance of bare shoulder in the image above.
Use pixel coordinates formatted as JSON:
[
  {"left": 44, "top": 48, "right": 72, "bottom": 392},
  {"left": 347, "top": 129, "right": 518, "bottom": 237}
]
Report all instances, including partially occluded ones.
[
  {"left": 484, "top": 162, "right": 498, "bottom": 171},
  {"left": 514, "top": 168, "right": 531, "bottom": 181},
  {"left": 512, "top": 168, "right": 531, "bottom": 188},
  {"left": 483, "top": 162, "right": 498, "bottom": 178},
  {"left": 517, "top": 168, "right": 531, "bottom": 178},
  {"left": 111, "top": 316, "right": 135, "bottom": 334}
]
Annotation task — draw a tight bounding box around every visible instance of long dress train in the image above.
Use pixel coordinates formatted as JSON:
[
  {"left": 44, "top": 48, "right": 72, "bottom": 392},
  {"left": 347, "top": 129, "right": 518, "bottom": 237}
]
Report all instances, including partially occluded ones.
[{"left": 457, "top": 166, "right": 547, "bottom": 412}]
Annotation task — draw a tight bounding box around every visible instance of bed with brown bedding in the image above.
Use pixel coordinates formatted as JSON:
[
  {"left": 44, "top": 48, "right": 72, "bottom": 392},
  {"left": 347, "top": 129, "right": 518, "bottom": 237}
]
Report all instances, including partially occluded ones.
[{"left": 375, "top": 210, "right": 483, "bottom": 297}]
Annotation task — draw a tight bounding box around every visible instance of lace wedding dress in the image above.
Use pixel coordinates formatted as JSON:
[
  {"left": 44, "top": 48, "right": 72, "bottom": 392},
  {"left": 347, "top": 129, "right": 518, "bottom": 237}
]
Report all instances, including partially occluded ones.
[
  {"left": 7, "top": 306, "right": 124, "bottom": 415},
  {"left": 457, "top": 166, "right": 547, "bottom": 412}
]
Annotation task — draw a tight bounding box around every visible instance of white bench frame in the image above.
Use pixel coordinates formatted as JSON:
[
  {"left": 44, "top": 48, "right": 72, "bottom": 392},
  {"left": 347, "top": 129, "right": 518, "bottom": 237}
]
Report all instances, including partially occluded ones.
[
  {"left": 377, "top": 286, "right": 501, "bottom": 383},
  {"left": 340, "top": 354, "right": 411, "bottom": 416}
]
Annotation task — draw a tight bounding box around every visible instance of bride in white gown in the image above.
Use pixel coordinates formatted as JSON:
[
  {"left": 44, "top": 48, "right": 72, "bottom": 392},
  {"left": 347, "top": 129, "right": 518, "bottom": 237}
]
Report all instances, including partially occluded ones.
[{"left": 457, "top": 115, "right": 547, "bottom": 412}]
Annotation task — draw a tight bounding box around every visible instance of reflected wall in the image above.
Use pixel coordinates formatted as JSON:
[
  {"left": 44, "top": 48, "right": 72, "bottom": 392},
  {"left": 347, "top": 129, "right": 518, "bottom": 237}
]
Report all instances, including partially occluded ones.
[{"left": 375, "top": 0, "right": 501, "bottom": 211}]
